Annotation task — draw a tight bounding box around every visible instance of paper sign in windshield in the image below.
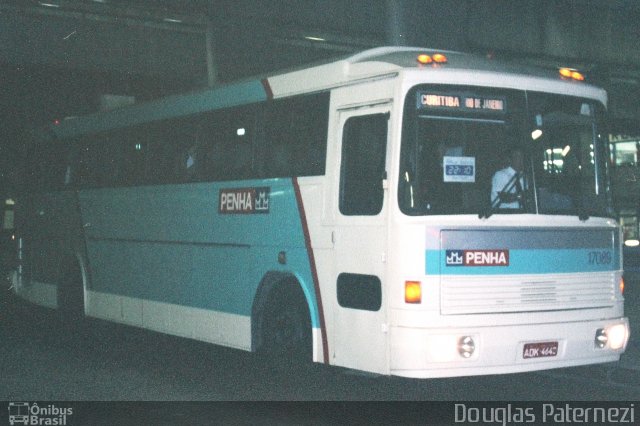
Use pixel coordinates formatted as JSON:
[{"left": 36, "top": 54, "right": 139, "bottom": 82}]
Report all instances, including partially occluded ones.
[{"left": 443, "top": 156, "right": 475, "bottom": 183}]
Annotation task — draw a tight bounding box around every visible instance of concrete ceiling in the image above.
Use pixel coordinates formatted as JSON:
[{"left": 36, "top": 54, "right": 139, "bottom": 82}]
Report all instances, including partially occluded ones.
[
  {"left": 2, "top": 0, "right": 640, "bottom": 188},
  {"left": 3, "top": 1, "right": 640, "bottom": 81},
  {"left": 2, "top": 0, "right": 640, "bottom": 121}
]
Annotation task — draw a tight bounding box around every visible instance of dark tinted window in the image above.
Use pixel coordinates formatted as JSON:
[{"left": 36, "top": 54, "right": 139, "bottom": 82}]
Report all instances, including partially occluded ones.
[
  {"left": 337, "top": 273, "right": 382, "bottom": 311},
  {"left": 57, "top": 92, "right": 329, "bottom": 189},
  {"left": 340, "top": 114, "right": 388, "bottom": 215},
  {"left": 263, "top": 93, "right": 329, "bottom": 177}
]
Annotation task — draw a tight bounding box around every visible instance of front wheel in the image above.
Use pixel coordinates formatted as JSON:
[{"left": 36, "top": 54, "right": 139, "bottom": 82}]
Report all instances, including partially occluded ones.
[{"left": 260, "top": 283, "right": 312, "bottom": 367}]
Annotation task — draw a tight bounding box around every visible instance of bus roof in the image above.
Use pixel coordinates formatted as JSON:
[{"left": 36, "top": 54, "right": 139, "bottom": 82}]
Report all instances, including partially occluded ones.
[{"left": 50, "top": 46, "right": 606, "bottom": 139}]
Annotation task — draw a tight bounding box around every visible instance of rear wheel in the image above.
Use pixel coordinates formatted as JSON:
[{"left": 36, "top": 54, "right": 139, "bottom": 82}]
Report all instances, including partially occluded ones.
[{"left": 57, "top": 260, "right": 85, "bottom": 329}]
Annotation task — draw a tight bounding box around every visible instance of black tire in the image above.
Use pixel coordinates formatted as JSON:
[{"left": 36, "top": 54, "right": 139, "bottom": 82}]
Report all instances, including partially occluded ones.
[
  {"left": 57, "top": 261, "right": 85, "bottom": 328},
  {"left": 260, "top": 283, "right": 312, "bottom": 367}
]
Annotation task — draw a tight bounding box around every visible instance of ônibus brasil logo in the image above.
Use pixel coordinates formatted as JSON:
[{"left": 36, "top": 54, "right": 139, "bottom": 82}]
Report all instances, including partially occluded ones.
[{"left": 8, "top": 402, "right": 73, "bottom": 426}]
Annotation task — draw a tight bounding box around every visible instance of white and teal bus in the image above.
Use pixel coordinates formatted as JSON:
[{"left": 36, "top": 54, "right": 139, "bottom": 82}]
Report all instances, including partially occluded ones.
[{"left": 15, "top": 47, "right": 629, "bottom": 378}]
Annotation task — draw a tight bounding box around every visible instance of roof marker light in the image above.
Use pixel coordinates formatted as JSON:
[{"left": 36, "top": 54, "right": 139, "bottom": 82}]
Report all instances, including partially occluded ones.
[
  {"left": 559, "top": 68, "right": 572, "bottom": 78},
  {"left": 417, "top": 54, "right": 433, "bottom": 64},
  {"left": 571, "top": 70, "right": 585, "bottom": 81},
  {"left": 433, "top": 53, "right": 448, "bottom": 63},
  {"left": 559, "top": 67, "right": 585, "bottom": 81},
  {"left": 417, "top": 53, "right": 447, "bottom": 65}
]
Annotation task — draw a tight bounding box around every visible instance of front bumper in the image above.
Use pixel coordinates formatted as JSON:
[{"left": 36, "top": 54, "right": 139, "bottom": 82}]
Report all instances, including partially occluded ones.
[{"left": 390, "top": 317, "right": 629, "bottom": 378}]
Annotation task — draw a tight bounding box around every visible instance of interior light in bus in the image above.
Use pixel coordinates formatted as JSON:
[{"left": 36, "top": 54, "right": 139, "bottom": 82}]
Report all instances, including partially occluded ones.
[
  {"left": 405, "top": 281, "right": 421, "bottom": 303},
  {"left": 236, "top": 128, "right": 246, "bottom": 136},
  {"left": 624, "top": 239, "right": 640, "bottom": 247},
  {"left": 304, "top": 36, "right": 326, "bottom": 42},
  {"left": 531, "top": 129, "right": 543, "bottom": 140},
  {"left": 561, "top": 145, "right": 571, "bottom": 157}
]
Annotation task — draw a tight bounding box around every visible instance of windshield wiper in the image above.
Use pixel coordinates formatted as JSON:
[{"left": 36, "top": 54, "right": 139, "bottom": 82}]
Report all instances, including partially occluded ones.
[
  {"left": 575, "top": 182, "right": 590, "bottom": 221},
  {"left": 572, "top": 163, "right": 590, "bottom": 222},
  {"left": 479, "top": 171, "right": 524, "bottom": 219}
]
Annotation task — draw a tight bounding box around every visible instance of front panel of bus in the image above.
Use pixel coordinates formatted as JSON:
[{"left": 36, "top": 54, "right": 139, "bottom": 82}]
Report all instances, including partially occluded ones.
[{"left": 388, "top": 79, "right": 629, "bottom": 377}]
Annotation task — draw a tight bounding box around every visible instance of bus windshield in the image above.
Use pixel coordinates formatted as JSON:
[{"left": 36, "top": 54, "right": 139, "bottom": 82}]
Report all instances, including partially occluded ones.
[{"left": 398, "top": 85, "right": 611, "bottom": 217}]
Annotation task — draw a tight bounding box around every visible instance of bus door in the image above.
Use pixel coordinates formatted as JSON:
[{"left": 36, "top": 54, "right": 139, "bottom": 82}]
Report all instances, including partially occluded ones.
[{"left": 330, "top": 104, "right": 391, "bottom": 374}]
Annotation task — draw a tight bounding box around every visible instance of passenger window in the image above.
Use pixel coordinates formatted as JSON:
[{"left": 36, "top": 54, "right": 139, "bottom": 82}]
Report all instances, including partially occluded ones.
[
  {"left": 262, "top": 93, "right": 329, "bottom": 178},
  {"left": 339, "top": 113, "right": 388, "bottom": 216}
]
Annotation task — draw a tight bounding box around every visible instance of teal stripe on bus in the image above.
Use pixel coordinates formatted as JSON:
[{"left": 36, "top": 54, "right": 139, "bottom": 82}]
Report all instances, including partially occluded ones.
[
  {"left": 53, "top": 79, "right": 269, "bottom": 139},
  {"left": 426, "top": 248, "right": 619, "bottom": 275},
  {"left": 79, "top": 178, "right": 321, "bottom": 328}
]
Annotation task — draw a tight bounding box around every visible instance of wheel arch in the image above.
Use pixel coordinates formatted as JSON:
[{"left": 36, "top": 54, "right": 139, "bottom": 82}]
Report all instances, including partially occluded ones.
[
  {"left": 57, "top": 249, "right": 89, "bottom": 314},
  {"left": 251, "top": 270, "right": 315, "bottom": 353}
]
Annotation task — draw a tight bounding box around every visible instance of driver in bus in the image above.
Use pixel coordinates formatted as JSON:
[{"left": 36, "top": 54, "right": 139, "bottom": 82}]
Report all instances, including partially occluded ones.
[{"left": 491, "top": 148, "right": 526, "bottom": 209}]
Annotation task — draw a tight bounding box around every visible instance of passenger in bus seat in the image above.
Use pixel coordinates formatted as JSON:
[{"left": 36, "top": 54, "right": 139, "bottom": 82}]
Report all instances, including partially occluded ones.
[{"left": 184, "top": 144, "right": 199, "bottom": 181}]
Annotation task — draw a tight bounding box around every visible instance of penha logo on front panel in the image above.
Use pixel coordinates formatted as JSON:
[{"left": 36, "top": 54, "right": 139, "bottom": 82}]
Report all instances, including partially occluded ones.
[
  {"left": 219, "top": 187, "right": 270, "bottom": 214},
  {"left": 445, "top": 249, "right": 509, "bottom": 266}
]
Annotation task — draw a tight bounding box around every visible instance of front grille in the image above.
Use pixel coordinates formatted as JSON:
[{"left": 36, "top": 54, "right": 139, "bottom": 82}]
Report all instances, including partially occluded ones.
[{"left": 441, "top": 272, "right": 616, "bottom": 315}]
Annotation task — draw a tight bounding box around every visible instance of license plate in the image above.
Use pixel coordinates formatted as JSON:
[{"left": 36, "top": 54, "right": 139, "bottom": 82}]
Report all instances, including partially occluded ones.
[{"left": 523, "top": 341, "right": 558, "bottom": 359}]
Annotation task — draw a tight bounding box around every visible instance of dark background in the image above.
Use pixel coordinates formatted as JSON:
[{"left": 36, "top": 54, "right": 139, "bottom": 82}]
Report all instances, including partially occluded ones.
[{"left": 1, "top": 0, "right": 640, "bottom": 193}]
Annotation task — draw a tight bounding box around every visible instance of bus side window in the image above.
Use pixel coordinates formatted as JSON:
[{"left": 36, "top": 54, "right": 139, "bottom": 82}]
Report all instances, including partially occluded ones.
[
  {"left": 262, "top": 92, "right": 329, "bottom": 178},
  {"left": 263, "top": 99, "right": 292, "bottom": 178},
  {"left": 143, "top": 122, "right": 173, "bottom": 185},
  {"left": 340, "top": 114, "right": 388, "bottom": 216},
  {"left": 75, "top": 138, "right": 97, "bottom": 188},
  {"left": 199, "top": 106, "right": 256, "bottom": 181},
  {"left": 30, "top": 135, "right": 68, "bottom": 192},
  {"left": 196, "top": 113, "right": 223, "bottom": 181}
]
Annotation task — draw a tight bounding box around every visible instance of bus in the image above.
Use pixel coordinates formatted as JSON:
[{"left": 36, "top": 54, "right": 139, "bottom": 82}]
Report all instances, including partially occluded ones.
[{"left": 13, "top": 47, "right": 629, "bottom": 378}]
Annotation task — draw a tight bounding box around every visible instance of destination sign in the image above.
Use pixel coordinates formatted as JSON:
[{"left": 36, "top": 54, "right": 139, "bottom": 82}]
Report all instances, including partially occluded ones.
[{"left": 418, "top": 92, "right": 506, "bottom": 113}]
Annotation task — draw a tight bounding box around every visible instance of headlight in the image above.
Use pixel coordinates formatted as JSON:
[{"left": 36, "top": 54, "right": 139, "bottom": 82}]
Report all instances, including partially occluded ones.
[
  {"left": 458, "top": 336, "right": 476, "bottom": 358},
  {"left": 595, "top": 324, "right": 629, "bottom": 350},
  {"left": 607, "top": 324, "right": 628, "bottom": 350}
]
